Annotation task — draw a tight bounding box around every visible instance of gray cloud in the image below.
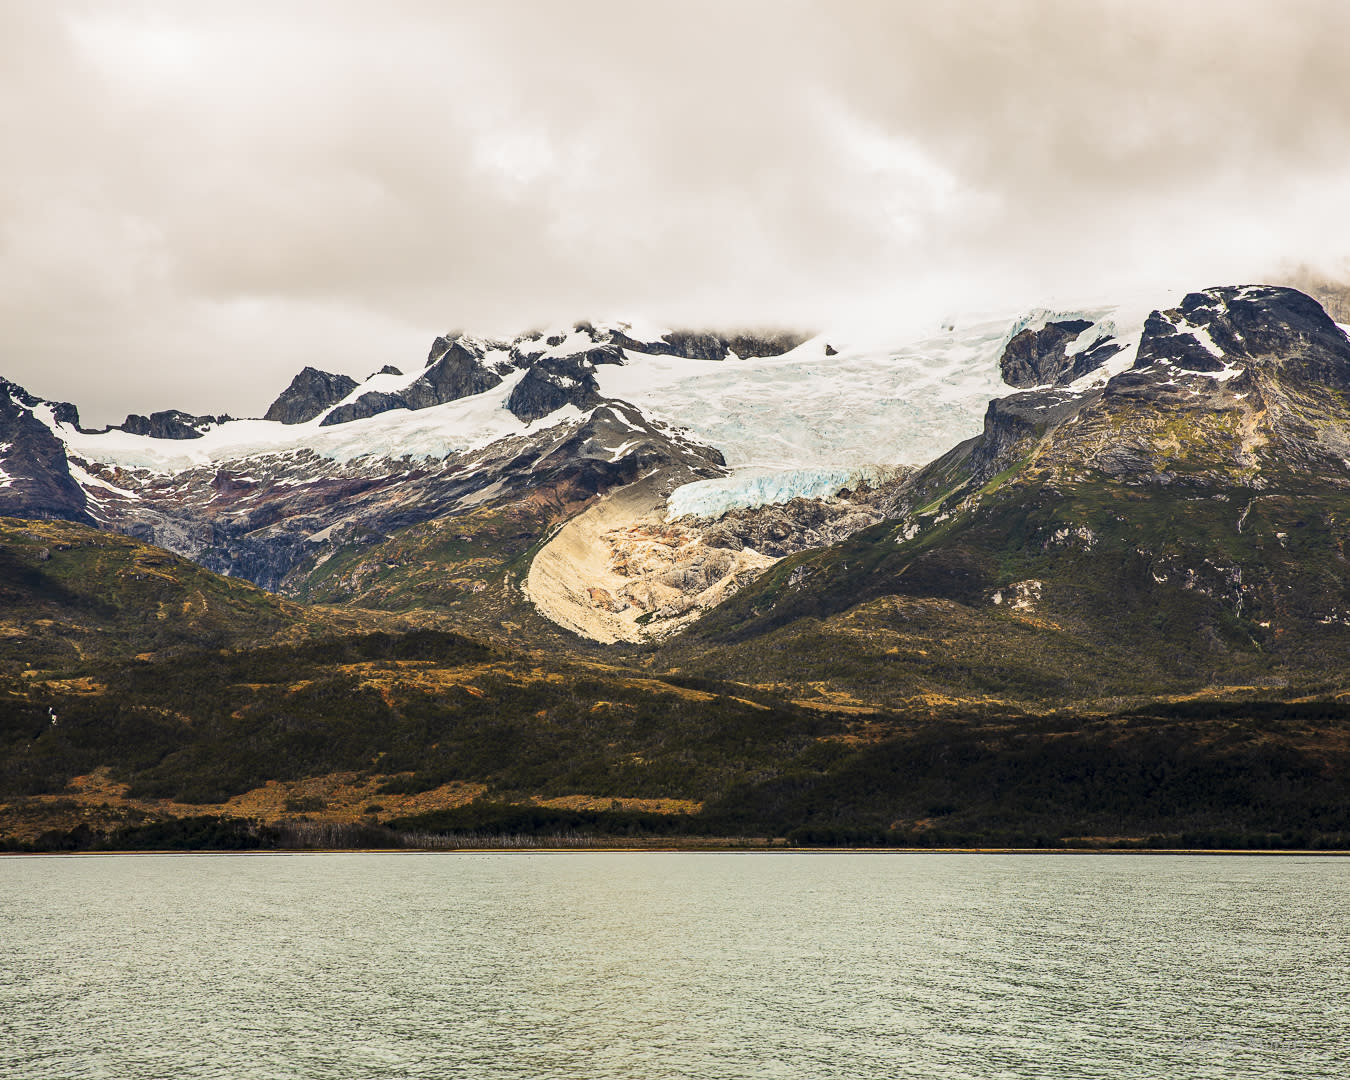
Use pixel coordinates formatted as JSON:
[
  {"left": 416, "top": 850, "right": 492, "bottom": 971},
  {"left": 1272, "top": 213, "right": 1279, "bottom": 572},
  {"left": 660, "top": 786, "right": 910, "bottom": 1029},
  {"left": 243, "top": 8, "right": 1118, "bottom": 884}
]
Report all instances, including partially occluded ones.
[{"left": 2, "top": 0, "right": 1348, "bottom": 425}]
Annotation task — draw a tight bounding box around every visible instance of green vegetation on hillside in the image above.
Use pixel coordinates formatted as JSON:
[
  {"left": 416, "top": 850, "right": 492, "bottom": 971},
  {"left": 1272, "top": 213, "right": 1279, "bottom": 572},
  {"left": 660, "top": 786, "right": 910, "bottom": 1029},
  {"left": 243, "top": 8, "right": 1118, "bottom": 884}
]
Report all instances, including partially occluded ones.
[
  {"left": 0, "top": 516, "right": 359, "bottom": 675},
  {"left": 7, "top": 458, "right": 1350, "bottom": 851},
  {"left": 667, "top": 477, "right": 1350, "bottom": 708}
]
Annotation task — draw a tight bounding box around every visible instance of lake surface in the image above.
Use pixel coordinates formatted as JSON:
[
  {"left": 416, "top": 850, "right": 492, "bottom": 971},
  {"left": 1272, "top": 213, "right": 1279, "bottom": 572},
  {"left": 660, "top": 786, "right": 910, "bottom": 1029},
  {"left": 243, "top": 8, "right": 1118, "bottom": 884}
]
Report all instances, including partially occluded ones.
[{"left": 2, "top": 853, "right": 1346, "bottom": 1079}]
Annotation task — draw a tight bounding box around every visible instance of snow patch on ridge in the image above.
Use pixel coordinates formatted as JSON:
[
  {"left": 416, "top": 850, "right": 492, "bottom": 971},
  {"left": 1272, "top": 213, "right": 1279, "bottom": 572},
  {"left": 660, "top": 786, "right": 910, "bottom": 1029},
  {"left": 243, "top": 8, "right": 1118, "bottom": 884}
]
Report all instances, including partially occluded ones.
[
  {"left": 25, "top": 291, "right": 1189, "bottom": 510},
  {"left": 998, "top": 307, "right": 1114, "bottom": 351},
  {"left": 601, "top": 300, "right": 1167, "bottom": 486},
  {"left": 1195, "top": 359, "right": 1246, "bottom": 383},
  {"left": 44, "top": 369, "right": 564, "bottom": 472}
]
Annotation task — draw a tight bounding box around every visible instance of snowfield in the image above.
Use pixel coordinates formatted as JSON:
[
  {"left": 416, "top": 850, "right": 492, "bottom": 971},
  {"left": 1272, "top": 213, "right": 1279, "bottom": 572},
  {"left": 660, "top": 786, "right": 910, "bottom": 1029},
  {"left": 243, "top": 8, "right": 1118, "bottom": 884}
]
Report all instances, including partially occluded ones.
[
  {"left": 34, "top": 293, "right": 1178, "bottom": 513},
  {"left": 45, "top": 370, "right": 562, "bottom": 473}
]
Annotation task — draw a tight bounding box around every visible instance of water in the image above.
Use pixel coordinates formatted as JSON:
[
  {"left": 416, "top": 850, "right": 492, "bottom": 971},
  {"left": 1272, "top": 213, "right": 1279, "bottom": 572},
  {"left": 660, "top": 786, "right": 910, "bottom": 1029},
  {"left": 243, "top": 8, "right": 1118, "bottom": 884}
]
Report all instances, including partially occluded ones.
[{"left": 2, "top": 853, "right": 1346, "bottom": 1079}]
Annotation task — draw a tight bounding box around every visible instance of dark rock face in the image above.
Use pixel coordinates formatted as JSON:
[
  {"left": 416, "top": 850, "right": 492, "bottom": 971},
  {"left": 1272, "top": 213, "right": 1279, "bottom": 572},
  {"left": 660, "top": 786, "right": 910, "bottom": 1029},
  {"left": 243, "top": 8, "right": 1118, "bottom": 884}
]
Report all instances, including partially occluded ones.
[
  {"left": 490, "top": 400, "right": 724, "bottom": 502},
  {"left": 698, "top": 486, "right": 900, "bottom": 558},
  {"left": 1071, "top": 338, "right": 1126, "bottom": 381},
  {"left": 319, "top": 392, "right": 405, "bottom": 427},
  {"left": 400, "top": 341, "right": 502, "bottom": 410},
  {"left": 965, "top": 388, "right": 1099, "bottom": 482},
  {"left": 264, "top": 367, "right": 360, "bottom": 425},
  {"left": 938, "top": 286, "right": 1350, "bottom": 498},
  {"left": 1000, "top": 320, "right": 1122, "bottom": 388},
  {"left": 658, "top": 331, "right": 733, "bottom": 360},
  {"left": 507, "top": 355, "right": 603, "bottom": 423},
  {"left": 119, "top": 410, "right": 227, "bottom": 440},
  {"left": 135, "top": 399, "right": 725, "bottom": 591},
  {"left": 0, "top": 378, "right": 83, "bottom": 430},
  {"left": 605, "top": 328, "right": 808, "bottom": 361},
  {"left": 725, "top": 331, "right": 808, "bottom": 358},
  {"left": 318, "top": 341, "right": 505, "bottom": 426},
  {"left": 585, "top": 344, "right": 626, "bottom": 368},
  {"left": 266, "top": 326, "right": 810, "bottom": 435},
  {"left": 1133, "top": 286, "right": 1350, "bottom": 389},
  {"left": 0, "top": 379, "right": 93, "bottom": 525},
  {"left": 49, "top": 402, "right": 82, "bottom": 428},
  {"left": 505, "top": 347, "right": 623, "bottom": 423}
]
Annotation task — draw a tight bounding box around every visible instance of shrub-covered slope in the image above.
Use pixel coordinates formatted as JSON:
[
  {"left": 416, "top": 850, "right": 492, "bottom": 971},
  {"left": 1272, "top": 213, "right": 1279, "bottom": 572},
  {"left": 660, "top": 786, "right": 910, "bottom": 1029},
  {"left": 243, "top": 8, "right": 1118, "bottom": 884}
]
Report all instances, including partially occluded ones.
[{"left": 0, "top": 516, "right": 356, "bottom": 675}]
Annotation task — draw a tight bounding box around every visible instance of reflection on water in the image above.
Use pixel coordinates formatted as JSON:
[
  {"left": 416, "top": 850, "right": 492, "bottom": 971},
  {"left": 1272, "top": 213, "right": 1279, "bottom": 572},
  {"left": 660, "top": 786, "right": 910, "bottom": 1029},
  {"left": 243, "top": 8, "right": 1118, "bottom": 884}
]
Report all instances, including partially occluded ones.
[{"left": 2, "top": 853, "right": 1346, "bottom": 1079}]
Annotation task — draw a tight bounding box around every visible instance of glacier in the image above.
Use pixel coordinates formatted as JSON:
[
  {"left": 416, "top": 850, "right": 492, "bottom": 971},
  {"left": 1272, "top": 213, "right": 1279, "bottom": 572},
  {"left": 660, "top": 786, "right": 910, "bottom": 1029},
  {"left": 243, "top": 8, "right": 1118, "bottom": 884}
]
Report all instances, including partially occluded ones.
[
  {"left": 598, "top": 297, "right": 1165, "bottom": 477},
  {"left": 665, "top": 465, "right": 906, "bottom": 520},
  {"left": 606, "top": 295, "right": 1169, "bottom": 515}
]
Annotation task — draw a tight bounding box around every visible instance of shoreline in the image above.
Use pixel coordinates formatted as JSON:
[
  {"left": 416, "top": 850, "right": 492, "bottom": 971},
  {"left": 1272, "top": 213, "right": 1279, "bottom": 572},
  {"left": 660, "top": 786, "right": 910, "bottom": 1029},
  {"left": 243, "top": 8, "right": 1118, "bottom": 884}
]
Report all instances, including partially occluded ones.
[{"left": 5, "top": 846, "right": 1349, "bottom": 857}]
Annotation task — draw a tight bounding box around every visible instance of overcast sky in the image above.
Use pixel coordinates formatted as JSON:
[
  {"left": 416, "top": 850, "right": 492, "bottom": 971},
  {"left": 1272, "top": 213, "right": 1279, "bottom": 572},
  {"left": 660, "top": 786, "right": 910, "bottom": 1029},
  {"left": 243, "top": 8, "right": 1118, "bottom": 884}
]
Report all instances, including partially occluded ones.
[{"left": 3, "top": 0, "right": 1348, "bottom": 425}]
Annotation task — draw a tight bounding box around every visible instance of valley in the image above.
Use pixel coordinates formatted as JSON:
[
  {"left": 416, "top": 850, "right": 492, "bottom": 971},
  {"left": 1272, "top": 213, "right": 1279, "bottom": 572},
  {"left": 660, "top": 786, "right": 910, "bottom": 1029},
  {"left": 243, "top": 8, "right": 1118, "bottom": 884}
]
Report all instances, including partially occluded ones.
[{"left": 5, "top": 285, "right": 1350, "bottom": 850}]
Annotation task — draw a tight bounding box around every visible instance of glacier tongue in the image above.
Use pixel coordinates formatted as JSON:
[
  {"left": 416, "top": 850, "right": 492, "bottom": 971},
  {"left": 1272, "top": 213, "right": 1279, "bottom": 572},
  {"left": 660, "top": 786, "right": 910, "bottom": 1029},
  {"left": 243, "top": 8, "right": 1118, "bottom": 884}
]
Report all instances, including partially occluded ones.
[{"left": 666, "top": 466, "right": 904, "bottom": 520}]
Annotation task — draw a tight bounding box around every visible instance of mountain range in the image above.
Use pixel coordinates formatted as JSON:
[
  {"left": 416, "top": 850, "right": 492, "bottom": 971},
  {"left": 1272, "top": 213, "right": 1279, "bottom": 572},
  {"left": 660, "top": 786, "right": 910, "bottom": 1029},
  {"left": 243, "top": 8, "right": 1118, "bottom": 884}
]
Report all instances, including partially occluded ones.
[{"left": 4, "top": 283, "right": 1350, "bottom": 849}]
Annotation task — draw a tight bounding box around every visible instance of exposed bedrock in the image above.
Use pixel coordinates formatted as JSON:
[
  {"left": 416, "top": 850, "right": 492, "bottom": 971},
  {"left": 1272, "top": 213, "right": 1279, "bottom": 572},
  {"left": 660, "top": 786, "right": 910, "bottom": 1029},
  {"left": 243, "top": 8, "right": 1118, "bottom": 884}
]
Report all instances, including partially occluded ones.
[
  {"left": 264, "top": 367, "right": 361, "bottom": 425},
  {"left": 999, "top": 320, "right": 1122, "bottom": 389}
]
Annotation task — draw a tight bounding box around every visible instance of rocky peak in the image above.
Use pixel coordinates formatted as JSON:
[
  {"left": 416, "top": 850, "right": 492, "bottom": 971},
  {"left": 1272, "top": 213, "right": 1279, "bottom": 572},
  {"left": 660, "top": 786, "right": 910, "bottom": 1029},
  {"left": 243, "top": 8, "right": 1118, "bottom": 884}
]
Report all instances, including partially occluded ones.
[
  {"left": 0, "top": 378, "right": 92, "bottom": 524},
  {"left": 119, "top": 410, "right": 230, "bottom": 440},
  {"left": 262, "top": 323, "right": 811, "bottom": 435},
  {"left": 505, "top": 347, "right": 623, "bottom": 423},
  {"left": 602, "top": 326, "right": 809, "bottom": 361},
  {"left": 899, "top": 285, "right": 1350, "bottom": 522},
  {"left": 401, "top": 340, "right": 503, "bottom": 409},
  {"left": 963, "top": 387, "right": 1099, "bottom": 483},
  {"left": 0, "top": 377, "right": 82, "bottom": 429},
  {"left": 319, "top": 338, "right": 505, "bottom": 427},
  {"left": 264, "top": 367, "right": 360, "bottom": 425},
  {"left": 1131, "top": 285, "right": 1350, "bottom": 390}
]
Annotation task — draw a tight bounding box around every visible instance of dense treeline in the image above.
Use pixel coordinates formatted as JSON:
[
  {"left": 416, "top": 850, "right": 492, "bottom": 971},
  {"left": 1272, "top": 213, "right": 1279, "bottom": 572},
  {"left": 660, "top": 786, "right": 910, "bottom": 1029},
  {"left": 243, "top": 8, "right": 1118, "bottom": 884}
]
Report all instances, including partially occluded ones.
[
  {"left": 6, "top": 614, "right": 1350, "bottom": 849},
  {"left": 783, "top": 827, "right": 1350, "bottom": 850},
  {"left": 7, "top": 680, "right": 1350, "bottom": 846},
  {"left": 1, "top": 628, "right": 831, "bottom": 807},
  {"left": 702, "top": 710, "right": 1350, "bottom": 839},
  {"left": 0, "top": 816, "right": 414, "bottom": 852},
  {"left": 386, "top": 802, "right": 718, "bottom": 838},
  {"left": 7, "top": 814, "right": 1350, "bottom": 852}
]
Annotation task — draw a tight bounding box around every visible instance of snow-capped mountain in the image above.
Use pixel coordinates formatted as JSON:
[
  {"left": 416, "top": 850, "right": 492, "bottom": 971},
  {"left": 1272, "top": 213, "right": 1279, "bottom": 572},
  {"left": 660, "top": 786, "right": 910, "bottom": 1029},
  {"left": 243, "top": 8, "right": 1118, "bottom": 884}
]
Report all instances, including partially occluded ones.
[
  {"left": 679, "top": 285, "right": 1350, "bottom": 709},
  {"left": 5, "top": 285, "right": 1325, "bottom": 642}
]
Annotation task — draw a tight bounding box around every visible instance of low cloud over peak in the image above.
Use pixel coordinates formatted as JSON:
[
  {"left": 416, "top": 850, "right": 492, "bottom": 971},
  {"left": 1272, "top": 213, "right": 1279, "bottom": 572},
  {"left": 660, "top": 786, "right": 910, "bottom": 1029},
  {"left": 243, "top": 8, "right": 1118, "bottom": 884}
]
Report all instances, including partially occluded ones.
[{"left": 3, "top": 0, "right": 1348, "bottom": 424}]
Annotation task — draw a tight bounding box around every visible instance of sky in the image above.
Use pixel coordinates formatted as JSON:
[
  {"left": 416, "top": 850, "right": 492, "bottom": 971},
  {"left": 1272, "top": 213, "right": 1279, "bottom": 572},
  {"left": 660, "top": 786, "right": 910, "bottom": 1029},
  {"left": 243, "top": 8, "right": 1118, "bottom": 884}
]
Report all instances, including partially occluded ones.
[{"left": 3, "top": 0, "right": 1349, "bottom": 426}]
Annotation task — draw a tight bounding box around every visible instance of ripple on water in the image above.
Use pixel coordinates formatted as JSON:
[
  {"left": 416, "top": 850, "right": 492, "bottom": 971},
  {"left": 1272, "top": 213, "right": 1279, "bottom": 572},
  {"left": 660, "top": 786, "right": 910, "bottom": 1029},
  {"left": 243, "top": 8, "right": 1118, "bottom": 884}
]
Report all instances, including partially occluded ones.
[{"left": 1, "top": 852, "right": 1347, "bottom": 1079}]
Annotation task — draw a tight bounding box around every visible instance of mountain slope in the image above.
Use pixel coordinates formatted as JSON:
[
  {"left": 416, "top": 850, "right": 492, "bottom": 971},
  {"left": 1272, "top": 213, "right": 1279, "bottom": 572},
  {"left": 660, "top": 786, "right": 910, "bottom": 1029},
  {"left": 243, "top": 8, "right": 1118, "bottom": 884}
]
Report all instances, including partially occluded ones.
[
  {"left": 5, "top": 515, "right": 1349, "bottom": 851},
  {"left": 674, "top": 286, "right": 1350, "bottom": 707},
  {"left": 0, "top": 518, "right": 859, "bottom": 845},
  {"left": 0, "top": 517, "right": 361, "bottom": 676},
  {"left": 4, "top": 307, "right": 1099, "bottom": 639},
  {"left": 9, "top": 287, "right": 1350, "bottom": 849}
]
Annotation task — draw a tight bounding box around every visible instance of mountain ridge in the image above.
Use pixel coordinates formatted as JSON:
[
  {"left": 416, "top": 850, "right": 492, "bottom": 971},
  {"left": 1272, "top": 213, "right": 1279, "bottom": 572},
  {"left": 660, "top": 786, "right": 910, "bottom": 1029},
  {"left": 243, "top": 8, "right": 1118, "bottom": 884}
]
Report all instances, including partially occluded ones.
[
  {"left": 6, "top": 283, "right": 1348, "bottom": 645},
  {"left": 7, "top": 283, "right": 1350, "bottom": 849},
  {"left": 670, "top": 285, "right": 1350, "bottom": 709}
]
